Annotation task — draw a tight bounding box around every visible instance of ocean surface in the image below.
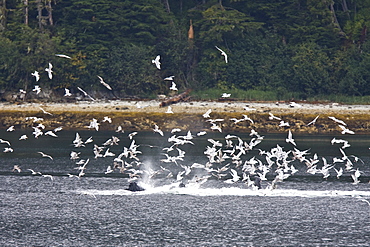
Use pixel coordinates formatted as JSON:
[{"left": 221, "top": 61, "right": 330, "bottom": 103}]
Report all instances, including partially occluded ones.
[{"left": 1, "top": 128, "right": 370, "bottom": 246}]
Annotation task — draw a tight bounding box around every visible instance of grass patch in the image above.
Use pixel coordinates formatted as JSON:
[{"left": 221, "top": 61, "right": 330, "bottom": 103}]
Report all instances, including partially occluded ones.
[{"left": 190, "top": 88, "right": 370, "bottom": 104}]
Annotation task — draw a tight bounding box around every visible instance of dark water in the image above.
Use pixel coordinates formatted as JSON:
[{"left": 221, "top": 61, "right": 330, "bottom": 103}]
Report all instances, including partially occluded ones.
[{"left": 1, "top": 128, "right": 370, "bottom": 246}]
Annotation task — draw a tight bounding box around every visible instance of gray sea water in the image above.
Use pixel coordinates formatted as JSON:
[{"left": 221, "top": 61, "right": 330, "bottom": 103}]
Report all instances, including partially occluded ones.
[{"left": 1, "top": 129, "right": 370, "bottom": 246}]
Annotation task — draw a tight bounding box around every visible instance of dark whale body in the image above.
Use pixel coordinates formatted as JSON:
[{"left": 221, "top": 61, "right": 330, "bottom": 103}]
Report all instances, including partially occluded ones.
[{"left": 126, "top": 182, "right": 145, "bottom": 192}]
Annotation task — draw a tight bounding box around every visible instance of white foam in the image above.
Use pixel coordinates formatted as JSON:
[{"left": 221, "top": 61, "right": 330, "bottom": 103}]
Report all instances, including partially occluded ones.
[{"left": 75, "top": 182, "right": 370, "bottom": 198}]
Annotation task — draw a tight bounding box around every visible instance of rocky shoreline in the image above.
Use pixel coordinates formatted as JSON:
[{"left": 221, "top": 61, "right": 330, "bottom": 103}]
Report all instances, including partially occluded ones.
[{"left": 1, "top": 100, "right": 370, "bottom": 134}]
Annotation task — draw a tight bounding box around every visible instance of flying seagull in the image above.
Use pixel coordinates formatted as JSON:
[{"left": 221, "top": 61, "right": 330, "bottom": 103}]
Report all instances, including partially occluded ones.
[
  {"left": 152, "top": 55, "right": 161, "bottom": 69},
  {"left": 31, "top": 71, "right": 40, "bottom": 82},
  {"left": 77, "top": 87, "right": 95, "bottom": 101},
  {"left": 45, "top": 63, "right": 53, "bottom": 79},
  {"left": 55, "top": 54, "right": 71, "bottom": 59},
  {"left": 97, "top": 75, "right": 112, "bottom": 90},
  {"left": 215, "top": 46, "right": 228, "bottom": 63}
]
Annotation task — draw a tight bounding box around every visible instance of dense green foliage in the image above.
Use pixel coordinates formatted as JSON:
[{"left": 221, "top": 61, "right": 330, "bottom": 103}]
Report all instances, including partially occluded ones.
[{"left": 1, "top": 0, "right": 370, "bottom": 100}]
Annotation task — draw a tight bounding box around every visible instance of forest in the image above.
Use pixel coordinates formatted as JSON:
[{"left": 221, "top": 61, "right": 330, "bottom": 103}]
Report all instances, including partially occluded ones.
[{"left": 0, "top": 0, "right": 370, "bottom": 101}]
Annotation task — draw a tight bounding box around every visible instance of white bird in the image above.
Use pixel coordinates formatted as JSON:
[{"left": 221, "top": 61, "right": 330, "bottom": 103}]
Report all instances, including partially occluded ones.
[
  {"left": 39, "top": 107, "right": 53, "bottom": 115},
  {"left": 152, "top": 55, "right": 161, "bottom": 69},
  {"left": 55, "top": 54, "right": 71, "bottom": 59},
  {"left": 128, "top": 132, "right": 138, "bottom": 140},
  {"left": 19, "top": 89, "right": 26, "bottom": 94},
  {"left": 279, "top": 121, "right": 290, "bottom": 127},
  {"left": 165, "top": 106, "right": 174, "bottom": 114},
  {"left": 32, "top": 85, "right": 41, "bottom": 94},
  {"left": 197, "top": 131, "right": 207, "bottom": 136},
  {"left": 328, "top": 116, "right": 347, "bottom": 126},
  {"left": 169, "top": 81, "right": 178, "bottom": 91},
  {"left": 31, "top": 71, "right": 40, "bottom": 81},
  {"left": 285, "top": 130, "right": 296, "bottom": 146},
  {"left": 64, "top": 88, "right": 72, "bottom": 97},
  {"left": 4, "top": 147, "right": 14, "bottom": 153},
  {"left": 37, "top": 151, "right": 53, "bottom": 160},
  {"left": 27, "top": 169, "right": 42, "bottom": 175},
  {"left": 105, "top": 165, "right": 113, "bottom": 174},
  {"left": 77, "top": 87, "right": 95, "bottom": 101},
  {"left": 215, "top": 46, "right": 228, "bottom": 63},
  {"left": 222, "top": 93, "right": 231, "bottom": 98},
  {"left": 42, "top": 174, "right": 54, "bottom": 180},
  {"left": 338, "top": 125, "right": 355, "bottom": 135},
  {"left": 6, "top": 125, "right": 15, "bottom": 132},
  {"left": 224, "top": 169, "right": 240, "bottom": 183},
  {"left": 307, "top": 115, "right": 320, "bottom": 126},
  {"left": 334, "top": 167, "right": 343, "bottom": 179},
  {"left": 102, "top": 116, "right": 112, "bottom": 123},
  {"left": 268, "top": 112, "right": 281, "bottom": 121},
  {"left": 289, "top": 102, "right": 302, "bottom": 108},
  {"left": 19, "top": 134, "right": 28, "bottom": 141},
  {"left": 45, "top": 63, "right": 53, "bottom": 79},
  {"left": 203, "top": 109, "right": 212, "bottom": 118},
  {"left": 12, "top": 165, "right": 21, "bottom": 172},
  {"left": 153, "top": 124, "right": 164, "bottom": 136},
  {"left": 164, "top": 76, "right": 174, "bottom": 81},
  {"left": 97, "top": 75, "right": 112, "bottom": 90},
  {"left": 0, "top": 138, "right": 11, "bottom": 146},
  {"left": 115, "top": 126, "right": 124, "bottom": 133},
  {"left": 45, "top": 130, "right": 58, "bottom": 137}
]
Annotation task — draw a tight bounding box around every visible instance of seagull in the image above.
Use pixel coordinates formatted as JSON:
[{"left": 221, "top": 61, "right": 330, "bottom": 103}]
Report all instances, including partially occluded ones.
[
  {"left": 102, "top": 116, "right": 112, "bottom": 123},
  {"left": 37, "top": 151, "right": 53, "bottom": 160},
  {"left": 28, "top": 169, "right": 42, "bottom": 175},
  {"left": 19, "top": 89, "right": 26, "bottom": 94},
  {"left": 115, "top": 126, "right": 124, "bottom": 133},
  {"left": 105, "top": 165, "right": 113, "bottom": 174},
  {"left": 0, "top": 138, "right": 11, "bottom": 146},
  {"left": 164, "top": 76, "right": 174, "bottom": 81},
  {"left": 64, "top": 88, "right": 72, "bottom": 97},
  {"left": 31, "top": 71, "right": 40, "bottom": 81},
  {"left": 328, "top": 116, "right": 347, "bottom": 126},
  {"left": 55, "top": 54, "right": 71, "bottom": 59},
  {"left": 97, "top": 75, "right": 112, "bottom": 90},
  {"left": 12, "top": 165, "right": 21, "bottom": 172},
  {"left": 339, "top": 125, "right": 355, "bottom": 135},
  {"left": 153, "top": 124, "right": 164, "bottom": 136},
  {"left": 285, "top": 130, "right": 296, "bottom": 146},
  {"left": 289, "top": 102, "right": 302, "bottom": 108},
  {"left": 128, "top": 132, "right": 138, "bottom": 140},
  {"left": 42, "top": 174, "right": 54, "bottom": 180},
  {"left": 152, "top": 55, "right": 161, "bottom": 69},
  {"left": 45, "top": 130, "right": 58, "bottom": 137},
  {"left": 45, "top": 63, "right": 53, "bottom": 79},
  {"left": 165, "top": 106, "right": 174, "bottom": 114},
  {"left": 19, "top": 134, "right": 28, "bottom": 140},
  {"left": 169, "top": 81, "right": 178, "bottom": 91},
  {"left": 4, "top": 147, "right": 14, "bottom": 153},
  {"left": 222, "top": 93, "right": 231, "bottom": 98},
  {"left": 215, "top": 46, "right": 228, "bottom": 63},
  {"left": 307, "top": 115, "right": 320, "bottom": 126},
  {"left": 32, "top": 85, "right": 41, "bottom": 94},
  {"left": 268, "top": 112, "right": 281, "bottom": 121},
  {"left": 77, "top": 87, "right": 95, "bottom": 101},
  {"left": 203, "top": 109, "right": 212, "bottom": 118},
  {"left": 39, "top": 107, "right": 53, "bottom": 115},
  {"left": 6, "top": 125, "right": 15, "bottom": 132}
]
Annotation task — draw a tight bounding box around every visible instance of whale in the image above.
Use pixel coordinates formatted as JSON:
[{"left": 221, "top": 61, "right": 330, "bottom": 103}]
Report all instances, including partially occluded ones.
[{"left": 126, "top": 182, "right": 145, "bottom": 192}]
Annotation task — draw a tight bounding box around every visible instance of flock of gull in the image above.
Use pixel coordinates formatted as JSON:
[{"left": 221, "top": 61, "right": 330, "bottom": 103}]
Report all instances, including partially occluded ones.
[
  {"left": 1, "top": 101, "right": 367, "bottom": 191},
  {"left": 1, "top": 47, "right": 368, "bottom": 191}
]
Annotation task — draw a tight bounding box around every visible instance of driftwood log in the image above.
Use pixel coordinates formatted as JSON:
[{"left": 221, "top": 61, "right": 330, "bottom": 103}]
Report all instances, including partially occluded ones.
[{"left": 160, "top": 89, "right": 191, "bottom": 107}]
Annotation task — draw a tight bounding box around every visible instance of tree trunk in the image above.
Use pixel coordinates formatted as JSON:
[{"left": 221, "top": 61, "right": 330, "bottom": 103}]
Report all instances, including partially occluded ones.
[
  {"left": 24, "top": 0, "right": 28, "bottom": 26},
  {"left": 46, "top": 0, "right": 53, "bottom": 26},
  {"left": 162, "top": 0, "right": 170, "bottom": 13},
  {"left": 36, "top": 0, "right": 43, "bottom": 30},
  {"left": 0, "top": 0, "right": 7, "bottom": 30}
]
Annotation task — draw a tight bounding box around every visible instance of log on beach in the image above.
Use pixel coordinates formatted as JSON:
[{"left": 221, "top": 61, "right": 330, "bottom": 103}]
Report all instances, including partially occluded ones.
[{"left": 159, "top": 89, "right": 191, "bottom": 107}]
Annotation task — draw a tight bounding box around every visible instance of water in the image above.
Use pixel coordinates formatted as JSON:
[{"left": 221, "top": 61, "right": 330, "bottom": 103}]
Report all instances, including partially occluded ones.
[{"left": 1, "top": 129, "right": 370, "bottom": 246}]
